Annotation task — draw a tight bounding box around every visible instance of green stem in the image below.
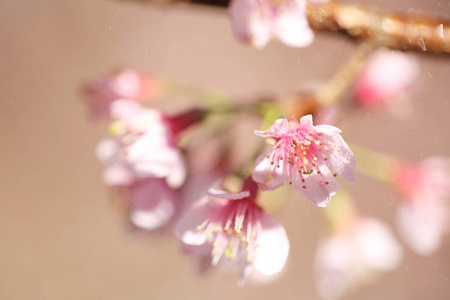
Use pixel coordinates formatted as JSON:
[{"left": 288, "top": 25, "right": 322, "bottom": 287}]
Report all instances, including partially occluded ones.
[{"left": 350, "top": 143, "right": 399, "bottom": 183}]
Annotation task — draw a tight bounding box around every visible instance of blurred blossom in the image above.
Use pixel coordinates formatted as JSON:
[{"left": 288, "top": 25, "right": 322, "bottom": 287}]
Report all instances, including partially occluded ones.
[
  {"left": 353, "top": 50, "right": 419, "bottom": 109},
  {"left": 84, "top": 68, "right": 158, "bottom": 118},
  {"left": 228, "top": 0, "right": 319, "bottom": 49},
  {"left": 315, "top": 217, "right": 403, "bottom": 300},
  {"left": 394, "top": 157, "right": 450, "bottom": 255},
  {"left": 175, "top": 178, "right": 289, "bottom": 284},
  {"left": 96, "top": 100, "right": 186, "bottom": 188},
  {"left": 95, "top": 100, "right": 208, "bottom": 230},
  {"left": 252, "top": 115, "right": 355, "bottom": 207}
]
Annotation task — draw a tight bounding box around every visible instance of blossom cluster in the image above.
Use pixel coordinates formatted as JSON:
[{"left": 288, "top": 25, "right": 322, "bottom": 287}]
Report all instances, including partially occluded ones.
[{"left": 80, "top": 0, "right": 449, "bottom": 298}]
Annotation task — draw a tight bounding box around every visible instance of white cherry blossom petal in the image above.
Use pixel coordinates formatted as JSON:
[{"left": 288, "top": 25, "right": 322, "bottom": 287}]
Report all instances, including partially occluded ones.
[
  {"left": 252, "top": 153, "right": 288, "bottom": 191},
  {"left": 275, "top": 7, "right": 314, "bottom": 48},
  {"left": 129, "top": 180, "right": 175, "bottom": 230},
  {"left": 292, "top": 166, "right": 340, "bottom": 207},
  {"left": 253, "top": 214, "right": 290, "bottom": 276},
  {"left": 174, "top": 197, "right": 212, "bottom": 246}
]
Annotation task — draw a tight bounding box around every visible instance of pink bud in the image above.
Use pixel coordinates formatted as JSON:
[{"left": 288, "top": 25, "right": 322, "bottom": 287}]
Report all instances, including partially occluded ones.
[{"left": 353, "top": 50, "right": 419, "bottom": 107}]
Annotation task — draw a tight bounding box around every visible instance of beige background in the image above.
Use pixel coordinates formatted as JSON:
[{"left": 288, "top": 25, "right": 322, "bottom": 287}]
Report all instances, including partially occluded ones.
[{"left": 1, "top": 0, "right": 450, "bottom": 299}]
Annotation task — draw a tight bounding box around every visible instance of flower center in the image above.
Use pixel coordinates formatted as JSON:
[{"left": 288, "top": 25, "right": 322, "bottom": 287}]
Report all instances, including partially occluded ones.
[
  {"left": 268, "top": 127, "right": 341, "bottom": 188},
  {"left": 196, "top": 199, "right": 262, "bottom": 266}
]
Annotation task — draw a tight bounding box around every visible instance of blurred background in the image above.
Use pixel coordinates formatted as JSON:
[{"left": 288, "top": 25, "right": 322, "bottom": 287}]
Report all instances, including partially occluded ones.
[{"left": 1, "top": 0, "right": 450, "bottom": 299}]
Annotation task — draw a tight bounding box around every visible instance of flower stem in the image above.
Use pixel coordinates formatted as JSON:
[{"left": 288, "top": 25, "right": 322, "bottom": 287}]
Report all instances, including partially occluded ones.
[{"left": 350, "top": 143, "right": 399, "bottom": 183}]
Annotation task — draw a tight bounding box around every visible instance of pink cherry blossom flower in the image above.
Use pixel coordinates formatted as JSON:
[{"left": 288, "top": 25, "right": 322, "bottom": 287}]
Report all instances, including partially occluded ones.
[
  {"left": 175, "top": 179, "right": 289, "bottom": 283},
  {"left": 84, "top": 68, "right": 158, "bottom": 118},
  {"left": 228, "top": 0, "right": 319, "bottom": 49},
  {"left": 394, "top": 157, "right": 450, "bottom": 256},
  {"left": 252, "top": 115, "right": 355, "bottom": 207},
  {"left": 96, "top": 100, "right": 186, "bottom": 188},
  {"left": 353, "top": 50, "right": 419, "bottom": 108},
  {"left": 315, "top": 217, "right": 403, "bottom": 300}
]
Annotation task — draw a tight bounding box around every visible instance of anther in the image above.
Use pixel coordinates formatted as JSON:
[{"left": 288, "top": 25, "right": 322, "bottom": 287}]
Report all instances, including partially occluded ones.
[{"left": 302, "top": 185, "right": 306, "bottom": 189}]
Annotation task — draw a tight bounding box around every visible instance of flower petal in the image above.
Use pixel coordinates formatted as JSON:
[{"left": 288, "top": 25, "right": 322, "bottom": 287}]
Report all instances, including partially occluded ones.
[
  {"left": 314, "top": 124, "right": 342, "bottom": 135},
  {"left": 315, "top": 236, "right": 352, "bottom": 300},
  {"left": 299, "top": 114, "right": 313, "bottom": 125},
  {"left": 274, "top": 6, "right": 314, "bottom": 48},
  {"left": 109, "top": 99, "right": 143, "bottom": 120},
  {"left": 356, "top": 218, "right": 403, "bottom": 270},
  {"left": 102, "top": 164, "right": 134, "bottom": 186},
  {"left": 292, "top": 166, "right": 340, "bottom": 207},
  {"left": 229, "top": 0, "right": 273, "bottom": 49},
  {"left": 252, "top": 153, "right": 288, "bottom": 191},
  {"left": 127, "top": 134, "right": 180, "bottom": 177},
  {"left": 165, "top": 153, "right": 187, "bottom": 189},
  {"left": 207, "top": 188, "right": 250, "bottom": 200},
  {"left": 96, "top": 139, "right": 119, "bottom": 163},
  {"left": 253, "top": 214, "right": 289, "bottom": 276},
  {"left": 129, "top": 180, "right": 175, "bottom": 230},
  {"left": 255, "top": 119, "right": 289, "bottom": 138},
  {"left": 396, "top": 202, "right": 444, "bottom": 256},
  {"left": 320, "top": 133, "right": 356, "bottom": 182},
  {"left": 174, "top": 197, "right": 212, "bottom": 246}
]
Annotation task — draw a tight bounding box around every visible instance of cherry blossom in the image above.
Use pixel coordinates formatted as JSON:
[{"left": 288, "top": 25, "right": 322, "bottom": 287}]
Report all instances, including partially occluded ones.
[
  {"left": 96, "top": 100, "right": 186, "bottom": 188},
  {"left": 252, "top": 115, "right": 355, "bottom": 207},
  {"left": 175, "top": 179, "right": 289, "bottom": 282},
  {"left": 394, "top": 157, "right": 450, "bottom": 255},
  {"left": 228, "top": 0, "right": 319, "bottom": 49},
  {"left": 315, "top": 217, "right": 403, "bottom": 300},
  {"left": 95, "top": 100, "right": 191, "bottom": 230},
  {"left": 353, "top": 50, "right": 419, "bottom": 109},
  {"left": 84, "top": 68, "right": 157, "bottom": 118}
]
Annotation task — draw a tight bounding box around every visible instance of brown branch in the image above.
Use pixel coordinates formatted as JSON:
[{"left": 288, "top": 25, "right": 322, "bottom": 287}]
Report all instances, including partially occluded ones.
[
  {"left": 126, "top": 0, "right": 450, "bottom": 55},
  {"left": 306, "top": 2, "right": 450, "bottom": 55}
]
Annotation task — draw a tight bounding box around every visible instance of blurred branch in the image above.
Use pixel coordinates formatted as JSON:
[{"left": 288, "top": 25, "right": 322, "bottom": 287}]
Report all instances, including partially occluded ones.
[
  {"left": 306, "top": 1, "right": 450, "bottom": 55},
  {"left": 129, "top": 0, "right": 450, "bottom": 55}
]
